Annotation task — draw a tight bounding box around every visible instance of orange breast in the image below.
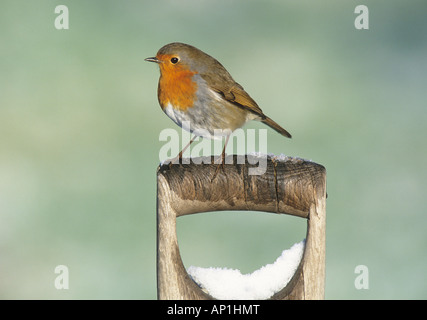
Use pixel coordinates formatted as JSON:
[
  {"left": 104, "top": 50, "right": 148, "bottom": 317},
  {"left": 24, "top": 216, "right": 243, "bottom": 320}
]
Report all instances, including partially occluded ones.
[{"left": 158, "top": 59, "right": 198, "bottom": 112}]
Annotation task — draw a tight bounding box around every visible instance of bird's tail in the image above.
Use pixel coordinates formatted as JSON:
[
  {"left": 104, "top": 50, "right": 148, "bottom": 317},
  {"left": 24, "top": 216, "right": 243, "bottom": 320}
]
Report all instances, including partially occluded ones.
[{"left": 261, "top": 116, "right": 292, "bottom": 138}]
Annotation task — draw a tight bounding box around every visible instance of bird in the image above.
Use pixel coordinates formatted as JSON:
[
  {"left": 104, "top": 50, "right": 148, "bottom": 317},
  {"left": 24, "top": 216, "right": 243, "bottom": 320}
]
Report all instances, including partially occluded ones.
[{"left": 145, "top": 42, "right": 291, "bottom": 164}]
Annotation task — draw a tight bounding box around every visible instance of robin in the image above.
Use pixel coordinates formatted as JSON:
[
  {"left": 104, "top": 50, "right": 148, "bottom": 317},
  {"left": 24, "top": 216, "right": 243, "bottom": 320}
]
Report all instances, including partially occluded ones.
[{"left": 145, "top": 42, "right": 291, "bottom": 164}]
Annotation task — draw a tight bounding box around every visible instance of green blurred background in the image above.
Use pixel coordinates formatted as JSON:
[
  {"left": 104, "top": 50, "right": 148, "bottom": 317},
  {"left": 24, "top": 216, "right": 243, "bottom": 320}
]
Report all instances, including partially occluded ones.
[{"left": 1, "top": 0, "right": 426, "bottom": 299}]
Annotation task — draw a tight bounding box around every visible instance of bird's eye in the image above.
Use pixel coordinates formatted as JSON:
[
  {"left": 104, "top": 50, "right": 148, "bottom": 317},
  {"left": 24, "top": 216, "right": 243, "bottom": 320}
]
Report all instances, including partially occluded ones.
[{"left": 170, "top": 57, "right": 179, "bottom": 64}]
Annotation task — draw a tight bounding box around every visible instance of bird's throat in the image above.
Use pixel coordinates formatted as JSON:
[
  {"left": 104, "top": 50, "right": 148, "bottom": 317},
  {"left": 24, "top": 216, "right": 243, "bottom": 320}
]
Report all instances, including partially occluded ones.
[{"left": 158, "top": 68, "right": 198, "bottom": 112}]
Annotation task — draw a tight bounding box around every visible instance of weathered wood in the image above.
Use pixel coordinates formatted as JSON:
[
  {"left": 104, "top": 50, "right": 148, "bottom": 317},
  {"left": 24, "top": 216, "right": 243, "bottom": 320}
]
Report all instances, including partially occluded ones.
[{"left": 156, "top": 154, "right": 326, "bottom": 300}]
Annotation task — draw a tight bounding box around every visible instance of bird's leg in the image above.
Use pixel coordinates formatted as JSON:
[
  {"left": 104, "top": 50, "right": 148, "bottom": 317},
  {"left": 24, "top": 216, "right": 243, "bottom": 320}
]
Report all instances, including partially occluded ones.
[
  {"left": 212, "top": 134, "right": 230, "bottom": 180},
  {"left": 220, "top": 133, "right": 230, "bottom": 165},
  {"left": 168, "top": 135, "right": 197, "bottom": 166}
]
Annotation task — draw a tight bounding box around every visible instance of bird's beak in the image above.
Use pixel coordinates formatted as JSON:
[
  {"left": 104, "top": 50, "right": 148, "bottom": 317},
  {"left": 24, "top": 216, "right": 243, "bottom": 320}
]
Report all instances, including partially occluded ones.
[{"left": 145, "top": 57, "right": 161, "bottom": 63}]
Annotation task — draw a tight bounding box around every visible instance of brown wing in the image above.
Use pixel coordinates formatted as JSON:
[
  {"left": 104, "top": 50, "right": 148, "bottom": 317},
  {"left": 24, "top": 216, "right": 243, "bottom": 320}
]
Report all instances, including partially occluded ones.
[
  {"left": 200, "top": 73, "right": 292, "bottom": 138},
  {"left": 200, "top": 72, "right": 265, "bottom": 118}
]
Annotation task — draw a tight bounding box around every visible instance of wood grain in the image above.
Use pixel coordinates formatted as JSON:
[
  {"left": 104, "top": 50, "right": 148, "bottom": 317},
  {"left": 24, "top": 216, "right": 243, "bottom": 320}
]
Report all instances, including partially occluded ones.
[{"left": 156, "top": 154, "right": 326, "bottom": 300}]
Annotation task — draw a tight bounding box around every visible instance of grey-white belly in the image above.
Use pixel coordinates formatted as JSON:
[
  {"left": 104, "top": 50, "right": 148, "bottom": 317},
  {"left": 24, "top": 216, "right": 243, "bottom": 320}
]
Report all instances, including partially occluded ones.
[{"left": 163, "top": 89, "right": 257, "bottom": 140}]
